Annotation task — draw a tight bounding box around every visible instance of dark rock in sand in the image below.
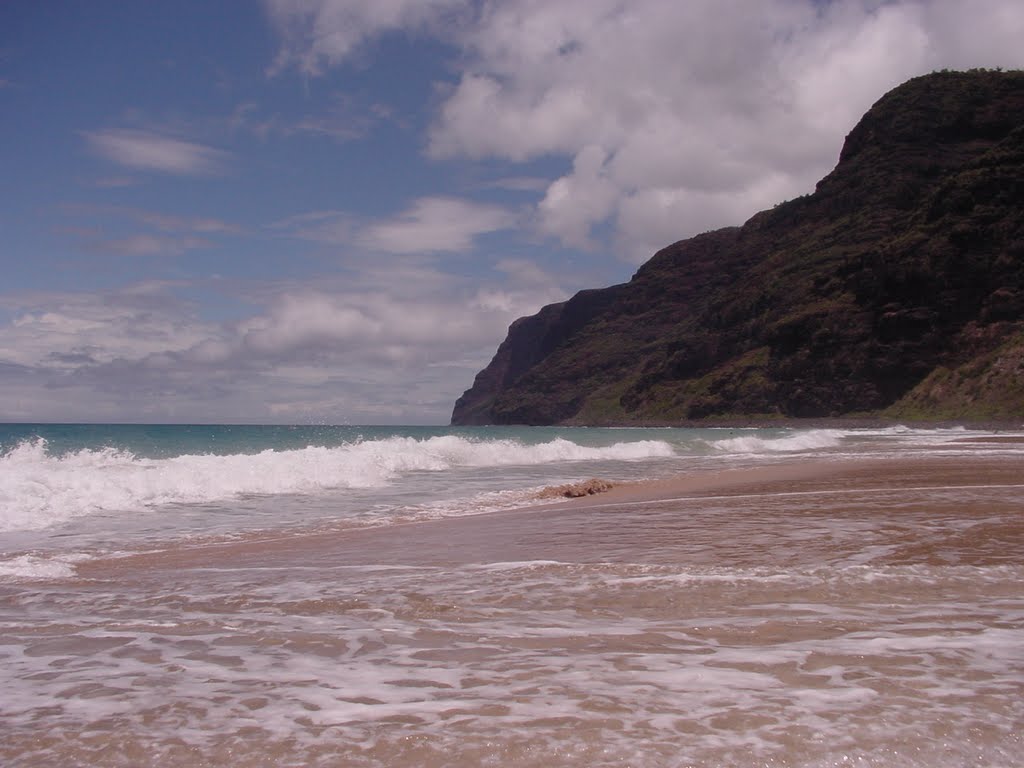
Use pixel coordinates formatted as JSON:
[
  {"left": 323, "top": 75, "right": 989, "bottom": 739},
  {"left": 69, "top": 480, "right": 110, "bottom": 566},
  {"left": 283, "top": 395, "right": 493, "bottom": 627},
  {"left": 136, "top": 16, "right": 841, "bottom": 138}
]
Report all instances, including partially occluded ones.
[{"left": 537, "top": 478, "right": 617, "bottom": 499}]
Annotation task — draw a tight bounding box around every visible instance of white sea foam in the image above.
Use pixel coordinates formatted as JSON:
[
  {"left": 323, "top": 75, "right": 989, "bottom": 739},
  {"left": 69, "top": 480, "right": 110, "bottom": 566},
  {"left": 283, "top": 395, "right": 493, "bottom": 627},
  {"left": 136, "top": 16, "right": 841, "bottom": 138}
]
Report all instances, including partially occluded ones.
[
  {"left": 0, "top": 552, "right": 92, "bottom": 580},
  {"left": 709, "top": 425, "right": 1024, "bottom": 459},
  {"left": 0, "top": 436, "right": 675, "bottom": 532},
  {"left": 710, "top": 428, "right": 846, "bottom": 454},
  {"left": 4, "top": 555, "right": 1021, "bottom": 767}
]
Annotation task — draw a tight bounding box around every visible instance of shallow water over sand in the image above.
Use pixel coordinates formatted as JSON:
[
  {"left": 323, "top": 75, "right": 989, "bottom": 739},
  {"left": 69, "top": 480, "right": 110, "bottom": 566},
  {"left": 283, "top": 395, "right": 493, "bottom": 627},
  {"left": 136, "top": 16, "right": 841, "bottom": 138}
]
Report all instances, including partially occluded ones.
[{"left": 2, "top": 455, "right": 1023, "bottom": 767}]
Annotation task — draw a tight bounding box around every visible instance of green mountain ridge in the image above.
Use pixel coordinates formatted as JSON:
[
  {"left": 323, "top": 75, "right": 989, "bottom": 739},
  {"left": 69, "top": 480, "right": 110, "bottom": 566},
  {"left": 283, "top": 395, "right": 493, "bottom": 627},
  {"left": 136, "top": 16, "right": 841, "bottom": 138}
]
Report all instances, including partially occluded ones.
[{"left": 451, "top": 71, "right": 1024, "bottom": 426}]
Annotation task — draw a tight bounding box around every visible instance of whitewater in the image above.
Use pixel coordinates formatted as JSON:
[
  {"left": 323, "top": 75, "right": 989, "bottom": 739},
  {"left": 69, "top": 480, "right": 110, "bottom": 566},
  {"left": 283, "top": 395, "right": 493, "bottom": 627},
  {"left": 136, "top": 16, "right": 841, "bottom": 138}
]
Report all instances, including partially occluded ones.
[
  {"left": 2, "top": 422, "right": 1021, "bottom": 577},
  {"left": 0, "top": 425, "right": 680, "bottom": 539}
]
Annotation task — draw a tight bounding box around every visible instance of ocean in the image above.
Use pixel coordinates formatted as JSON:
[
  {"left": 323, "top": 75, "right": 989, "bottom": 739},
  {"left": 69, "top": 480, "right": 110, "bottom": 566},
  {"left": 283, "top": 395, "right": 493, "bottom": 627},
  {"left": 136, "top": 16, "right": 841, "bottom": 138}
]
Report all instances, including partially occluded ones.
[{"left": 2, "top": 423, "right": 1023, "bottom": 766}]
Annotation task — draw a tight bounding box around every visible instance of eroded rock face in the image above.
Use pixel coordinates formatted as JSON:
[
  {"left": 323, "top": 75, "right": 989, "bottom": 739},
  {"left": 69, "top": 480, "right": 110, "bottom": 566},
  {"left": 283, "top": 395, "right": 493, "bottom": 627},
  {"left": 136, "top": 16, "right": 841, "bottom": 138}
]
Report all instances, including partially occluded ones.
[{"left": 452, "top": 71, "right": 1024, "bottom": 426}]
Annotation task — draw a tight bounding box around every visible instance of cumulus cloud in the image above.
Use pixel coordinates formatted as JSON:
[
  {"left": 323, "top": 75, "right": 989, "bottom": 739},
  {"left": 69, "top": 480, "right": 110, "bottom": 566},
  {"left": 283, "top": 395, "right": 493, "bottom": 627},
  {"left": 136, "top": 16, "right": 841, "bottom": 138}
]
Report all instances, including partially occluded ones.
[
  {"left": 0, "top": 285, "right": 217, "bottom": 373},
  {"left": 231, "top": 262, "right": 561, "bottom": 367},
  {"left": 433, "top": 0, "right": 1024, "bottom": 258},
  {"left": 269, "top": 0, "right": 1024, "bottom": 261},
  {"left": 538, "top": 144, "right": 617, "bottom": 249},
  {"left": 239, "top": 293, "right": 383, "bottom": 355},
  {"left": 0, "top": 261, "right": 567, "bottom": 423},
  {"left": 86, "top": 130, "right": 229, "bottom": 175}
]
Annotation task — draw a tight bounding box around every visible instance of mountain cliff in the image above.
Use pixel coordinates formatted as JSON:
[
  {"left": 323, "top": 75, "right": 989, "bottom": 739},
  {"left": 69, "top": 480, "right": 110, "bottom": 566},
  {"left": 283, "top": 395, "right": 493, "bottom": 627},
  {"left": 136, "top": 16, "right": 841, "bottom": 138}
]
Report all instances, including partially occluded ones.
[{"left": 452, "top": 71, "right": 1024, "bottom": 426}]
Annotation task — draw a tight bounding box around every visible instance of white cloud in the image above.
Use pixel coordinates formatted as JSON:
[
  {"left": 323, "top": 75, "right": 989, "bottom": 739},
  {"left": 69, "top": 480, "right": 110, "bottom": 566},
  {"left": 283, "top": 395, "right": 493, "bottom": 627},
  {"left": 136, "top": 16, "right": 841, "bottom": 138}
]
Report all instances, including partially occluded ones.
[
  {"left": 85, "top": 130, "right": 229, "bottom": 175},
  {"left": 425, "top": 0, "right": 1024, "bottom": 259},
  {"left": 270, "top": 0, "right": 1024, "bottom": 261},
  {"left": 356, "top": 196, "right": 516, "bottom": 254},
  {"left": 275, "top": 196, "right": 516, "bottom": 253},
  {"left": 538, "top": 145, "right": 617, "bottom": 250},
  {"left": 430, "top": 72, "right": 600, "bottom": 162},
  {"left": 264, "top": 0, "right": 468, "bottom": 75},
  {"left": 0, "top": 262, "right": 568, "bottom": 423},
  {"left": 0, "top": 288, "right": 217, "bottom": 371},
  {"left": 239, "top": 293, "right": 382, "bottom": 354}
]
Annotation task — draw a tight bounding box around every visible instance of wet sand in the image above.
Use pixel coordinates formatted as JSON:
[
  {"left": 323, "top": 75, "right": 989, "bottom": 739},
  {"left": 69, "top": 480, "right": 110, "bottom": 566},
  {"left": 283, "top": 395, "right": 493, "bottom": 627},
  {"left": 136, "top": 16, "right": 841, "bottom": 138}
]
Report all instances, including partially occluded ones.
[
  {"left": 8, "top": 453, "right": 1024, "bottom": 767},
  {"left": 86, "top": 454, "right": 1024, "bottom": 573}
]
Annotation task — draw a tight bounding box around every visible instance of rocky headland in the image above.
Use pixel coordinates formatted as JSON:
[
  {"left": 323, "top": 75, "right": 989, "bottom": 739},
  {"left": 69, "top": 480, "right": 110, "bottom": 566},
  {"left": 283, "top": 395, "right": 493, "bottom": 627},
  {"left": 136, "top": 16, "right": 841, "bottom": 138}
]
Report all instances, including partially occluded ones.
[{"left": 452, "top": 70, "right": 1024, "bottom": 426}]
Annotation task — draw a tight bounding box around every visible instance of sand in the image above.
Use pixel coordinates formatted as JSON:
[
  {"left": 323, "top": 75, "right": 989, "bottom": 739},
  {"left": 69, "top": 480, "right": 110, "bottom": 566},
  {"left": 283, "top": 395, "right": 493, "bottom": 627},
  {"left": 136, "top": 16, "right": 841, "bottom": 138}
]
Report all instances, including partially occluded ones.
[
  {"left": 82, "top": 453, "right": 1024, "bottom": 574},
  {"left": 12, "top": 451, "right": 1024, "bottom": 767}
]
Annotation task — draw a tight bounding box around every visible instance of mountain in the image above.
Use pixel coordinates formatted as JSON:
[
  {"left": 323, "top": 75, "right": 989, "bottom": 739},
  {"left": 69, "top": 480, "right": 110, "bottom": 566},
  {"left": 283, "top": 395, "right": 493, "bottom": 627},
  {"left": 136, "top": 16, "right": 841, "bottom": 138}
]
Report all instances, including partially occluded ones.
[{"left": 451, "top": 70, "right": 1024, "bottom": 426}]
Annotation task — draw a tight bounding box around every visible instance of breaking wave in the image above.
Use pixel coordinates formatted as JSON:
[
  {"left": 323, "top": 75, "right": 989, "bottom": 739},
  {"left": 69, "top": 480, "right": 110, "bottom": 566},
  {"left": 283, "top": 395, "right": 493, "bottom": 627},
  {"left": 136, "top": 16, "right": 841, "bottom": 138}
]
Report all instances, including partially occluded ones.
[
  {"left": 0, "top": 436, "right": 675, "bottom": 532},
  {"left": 710, "top": 429, "right": 846, "bottom": 454}
]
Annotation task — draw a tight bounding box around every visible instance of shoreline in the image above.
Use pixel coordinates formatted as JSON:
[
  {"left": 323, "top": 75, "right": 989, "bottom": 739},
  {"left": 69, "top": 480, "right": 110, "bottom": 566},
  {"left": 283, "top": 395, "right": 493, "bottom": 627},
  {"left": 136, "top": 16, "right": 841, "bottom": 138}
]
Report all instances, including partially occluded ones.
[
  {"left": 79, "top": 452, "right": 1024, "bottom": 576},
  {"left": 526, "top": 452, "right": 1024, "bottom": 518},
  {"left": 555, "top": 416, "right": 1024, "bottom": 430},
  {"left": 18, "top": 432, "right": 1024, "bottom": 768},
  {"left": 4, "top": 417, "right": 1023, "bottom": 429}
]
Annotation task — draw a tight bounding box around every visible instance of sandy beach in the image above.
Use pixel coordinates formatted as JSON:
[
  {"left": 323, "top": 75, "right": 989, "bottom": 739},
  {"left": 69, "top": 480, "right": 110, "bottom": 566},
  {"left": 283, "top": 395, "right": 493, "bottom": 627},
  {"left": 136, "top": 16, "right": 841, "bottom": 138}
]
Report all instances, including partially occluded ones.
[
  {"left": 4, "top": 438, "right": 1024, "bottom": 767},
  {"left": 88, "top": 453, "right": 1024, "bottom": 572}
]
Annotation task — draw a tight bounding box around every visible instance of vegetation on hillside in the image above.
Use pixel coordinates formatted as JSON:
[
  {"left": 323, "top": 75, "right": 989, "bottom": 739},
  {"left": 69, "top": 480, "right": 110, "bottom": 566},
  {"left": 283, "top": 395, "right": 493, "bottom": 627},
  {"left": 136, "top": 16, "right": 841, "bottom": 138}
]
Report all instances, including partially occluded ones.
[{"left": 452, "top": 71, "right": 1024, "bottom": 425}]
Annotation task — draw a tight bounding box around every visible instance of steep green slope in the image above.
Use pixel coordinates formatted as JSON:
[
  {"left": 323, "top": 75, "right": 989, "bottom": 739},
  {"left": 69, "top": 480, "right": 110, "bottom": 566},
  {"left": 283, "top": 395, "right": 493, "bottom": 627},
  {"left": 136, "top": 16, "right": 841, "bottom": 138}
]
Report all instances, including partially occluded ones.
[{"left": 452, "top": 71, "right": 1024, "bottom": 425}]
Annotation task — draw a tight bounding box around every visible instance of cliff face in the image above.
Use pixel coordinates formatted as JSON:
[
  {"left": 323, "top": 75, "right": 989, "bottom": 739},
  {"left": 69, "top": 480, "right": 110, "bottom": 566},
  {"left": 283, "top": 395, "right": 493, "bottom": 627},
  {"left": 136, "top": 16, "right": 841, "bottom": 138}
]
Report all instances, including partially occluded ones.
[{"left": 452, "top": 71, "right": 1024, "bottom": 425}]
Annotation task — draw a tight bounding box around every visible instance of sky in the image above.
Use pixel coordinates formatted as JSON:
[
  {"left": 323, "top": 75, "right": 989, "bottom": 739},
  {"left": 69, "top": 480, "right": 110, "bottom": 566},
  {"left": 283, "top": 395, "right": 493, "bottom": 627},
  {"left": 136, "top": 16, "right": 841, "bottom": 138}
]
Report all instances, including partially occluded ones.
[{"left": 2, "top": 1, "right": 1023, "bottom": 424}]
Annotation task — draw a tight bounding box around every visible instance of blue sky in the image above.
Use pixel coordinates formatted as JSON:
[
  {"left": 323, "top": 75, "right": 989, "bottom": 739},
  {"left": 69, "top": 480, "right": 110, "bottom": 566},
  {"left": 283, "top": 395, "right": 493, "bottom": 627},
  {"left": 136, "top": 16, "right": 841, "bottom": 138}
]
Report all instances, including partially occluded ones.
[{"left": 2, "top": 0, "right": 1023, "bottom": 424}]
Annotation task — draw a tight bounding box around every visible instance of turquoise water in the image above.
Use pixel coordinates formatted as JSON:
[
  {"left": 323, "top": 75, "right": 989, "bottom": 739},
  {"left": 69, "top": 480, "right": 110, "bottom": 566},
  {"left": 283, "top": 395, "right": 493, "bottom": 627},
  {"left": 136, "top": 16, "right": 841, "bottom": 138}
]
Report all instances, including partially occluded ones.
[{"left": 0, "top": 422, "right": 730, "bottom": 458}]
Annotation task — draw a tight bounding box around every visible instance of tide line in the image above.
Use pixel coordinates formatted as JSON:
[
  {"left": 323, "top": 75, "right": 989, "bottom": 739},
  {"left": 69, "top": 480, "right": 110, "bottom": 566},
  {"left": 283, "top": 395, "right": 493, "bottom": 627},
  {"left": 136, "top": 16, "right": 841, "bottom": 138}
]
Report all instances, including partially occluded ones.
[{"left": 583, "top": 483, "right": 1024, "bottom": 510}]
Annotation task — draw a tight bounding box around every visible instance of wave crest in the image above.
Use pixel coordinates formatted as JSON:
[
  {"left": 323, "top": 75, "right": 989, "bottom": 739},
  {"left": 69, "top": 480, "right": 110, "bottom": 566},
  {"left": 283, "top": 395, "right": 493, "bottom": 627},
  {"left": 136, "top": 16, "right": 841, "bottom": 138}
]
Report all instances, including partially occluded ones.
[
  {"left": 709, "top": 429, "right": 845, "bottom": 454},
  {"left": 0, "top": 436, "right": 674, "bottom": 532}
]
